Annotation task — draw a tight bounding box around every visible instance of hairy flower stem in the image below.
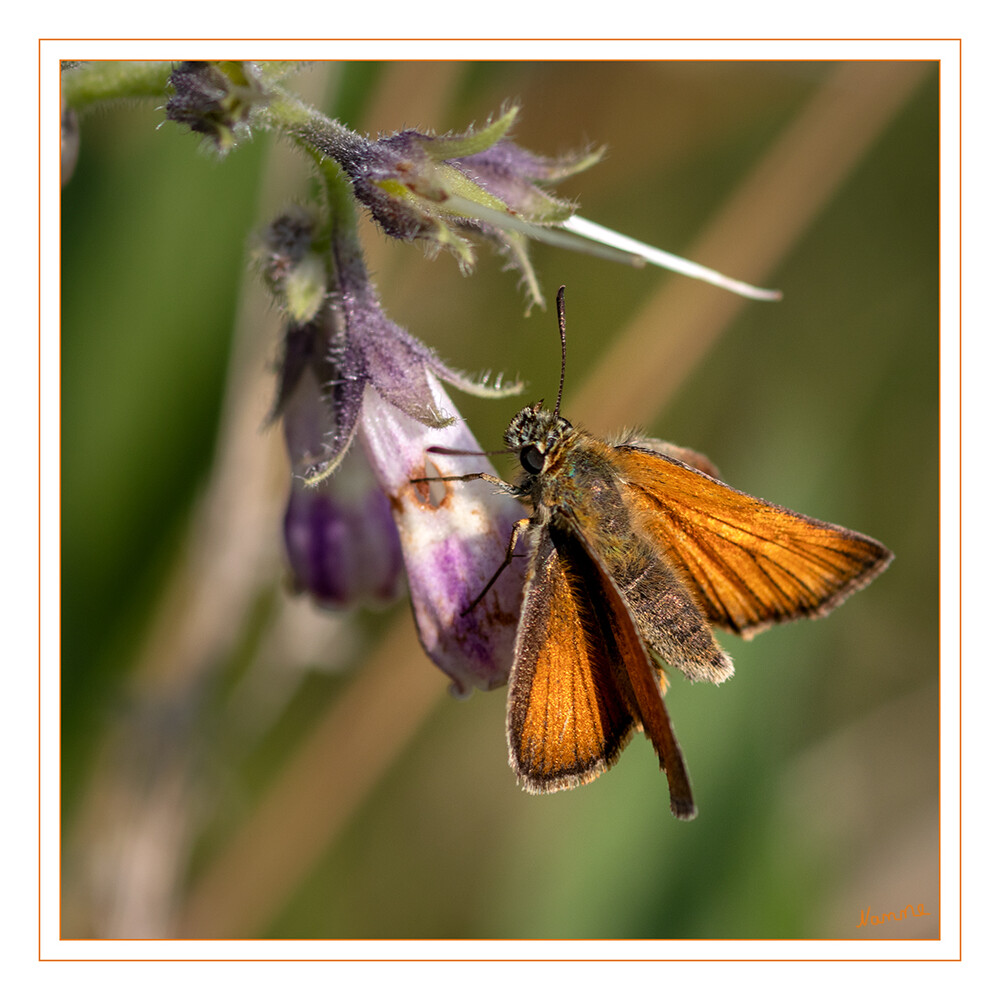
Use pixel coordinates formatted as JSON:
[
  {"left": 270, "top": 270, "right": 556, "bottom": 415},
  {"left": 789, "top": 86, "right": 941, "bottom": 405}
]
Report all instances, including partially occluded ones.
[
  {"left": 264, "top": 87, "right": 369, "bottom": 176},
  {"left": 262, "top": 88, "right": 372, "bottom": 275},
  {"left": 61, "top": 60, "right": 175, "bottom": 109}
]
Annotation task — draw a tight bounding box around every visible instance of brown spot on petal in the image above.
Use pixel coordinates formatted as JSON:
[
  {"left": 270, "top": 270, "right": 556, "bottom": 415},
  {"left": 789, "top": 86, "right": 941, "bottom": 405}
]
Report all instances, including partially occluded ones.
[{"left": 409, "top": 458, "right": 452, "bottom": 509}]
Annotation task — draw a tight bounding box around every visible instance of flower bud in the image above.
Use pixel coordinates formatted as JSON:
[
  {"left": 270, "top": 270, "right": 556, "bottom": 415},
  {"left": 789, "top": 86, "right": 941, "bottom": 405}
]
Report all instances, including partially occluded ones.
[
  {"left": 165, "top": 61, "right": 265, "bottom": 154},
  {"left": 254, "top": 208, "right": 328, "bottom": 325}
]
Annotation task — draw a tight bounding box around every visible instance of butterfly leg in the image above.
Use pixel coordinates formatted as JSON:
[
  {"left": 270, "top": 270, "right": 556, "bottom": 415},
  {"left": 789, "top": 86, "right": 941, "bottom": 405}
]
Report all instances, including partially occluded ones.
[{"left": 465, "top": 517, "right": 532, "bottom": 614}]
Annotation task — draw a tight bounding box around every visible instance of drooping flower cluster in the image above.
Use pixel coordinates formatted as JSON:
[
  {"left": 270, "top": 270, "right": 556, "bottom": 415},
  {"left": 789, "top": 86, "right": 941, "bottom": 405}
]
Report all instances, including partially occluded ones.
[{"left": 262, "top": 208, "right": 525, "bottom": 693}]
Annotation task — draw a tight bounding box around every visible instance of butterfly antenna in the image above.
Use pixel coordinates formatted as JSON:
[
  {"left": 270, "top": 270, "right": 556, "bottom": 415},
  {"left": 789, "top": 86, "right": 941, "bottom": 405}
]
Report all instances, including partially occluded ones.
[{"left": 554, "top": 285, "right": 567, "bottom": 419}]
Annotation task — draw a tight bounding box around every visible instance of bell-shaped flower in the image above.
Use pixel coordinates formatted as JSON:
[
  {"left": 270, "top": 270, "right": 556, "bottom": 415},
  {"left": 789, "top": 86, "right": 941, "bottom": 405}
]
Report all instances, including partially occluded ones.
[
  {"left": 271, "top": 217, "right": 525, "bottom": 691},
  {"left": 361, "top": 381, "right": 525, "bottom": 694},
  {"left": 315, "top": 105, "right": 605, "bottom": 308},
  {"left": 353, "top": 107, "right": 595, "bottom": 296},
  {"left": 280, "top": 340, "right": 405, "bottom": 610},
  {"left": 315, "top": 104, "right": 781, "bottom": 306}
]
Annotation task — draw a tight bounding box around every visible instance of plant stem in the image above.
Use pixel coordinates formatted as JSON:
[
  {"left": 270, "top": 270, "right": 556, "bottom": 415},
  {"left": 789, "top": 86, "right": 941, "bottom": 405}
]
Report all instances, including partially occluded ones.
[
  {"left": 264, "top": 86, "right": 369, "bottom": 172},
  {"left": 62, "top": 61, "right": 174, "bottom": 110}
]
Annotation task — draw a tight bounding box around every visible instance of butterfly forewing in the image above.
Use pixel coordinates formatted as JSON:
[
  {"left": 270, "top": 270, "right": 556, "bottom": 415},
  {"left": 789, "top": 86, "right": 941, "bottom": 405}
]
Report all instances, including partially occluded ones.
[
  {"left": 507, "top": 528, "right": 635, "bottom": 792},
  {"left": 615, "top": 444, "right": 893, "bottom": 637}
]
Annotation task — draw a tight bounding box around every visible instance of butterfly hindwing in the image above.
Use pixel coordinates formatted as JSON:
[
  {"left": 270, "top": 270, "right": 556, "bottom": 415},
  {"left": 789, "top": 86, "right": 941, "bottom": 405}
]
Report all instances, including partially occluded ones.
[{"left": 571, "top": 528, "right": 697, "bottom": 819}]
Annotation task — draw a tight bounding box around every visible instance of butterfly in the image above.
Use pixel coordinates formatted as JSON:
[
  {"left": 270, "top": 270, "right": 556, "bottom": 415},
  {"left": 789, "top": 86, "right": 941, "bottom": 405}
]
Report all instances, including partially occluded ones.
[{"left": 436, "top": 287, "right": 892, "bottom": 819}]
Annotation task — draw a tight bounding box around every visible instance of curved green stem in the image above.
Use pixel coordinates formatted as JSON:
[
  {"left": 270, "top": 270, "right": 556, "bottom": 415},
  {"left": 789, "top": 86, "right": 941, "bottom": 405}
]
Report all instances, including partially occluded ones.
[
  {"left": 62, "top": 61, "right": 174, "bottom": 110},
  {"left": 263, "top": 87, "right": 368, "bottom": 170},
  {"left": 263, "top": 86, "right": 368, "bottom": 267}
]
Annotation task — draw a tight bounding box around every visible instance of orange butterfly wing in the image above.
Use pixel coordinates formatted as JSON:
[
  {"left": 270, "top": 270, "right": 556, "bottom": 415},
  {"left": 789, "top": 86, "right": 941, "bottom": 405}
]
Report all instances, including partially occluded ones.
[
  {"left": 507, "top": 525, "right": 697, "bottom": 818},
  {"left": 573, "top": 529, "right": 696, "bottom": 819},
  {"left": 615, "top": 444, "right": 893, "bottom": 638},
  {"left": 506, "top": 527, "right": 635, "bottom": 792}
]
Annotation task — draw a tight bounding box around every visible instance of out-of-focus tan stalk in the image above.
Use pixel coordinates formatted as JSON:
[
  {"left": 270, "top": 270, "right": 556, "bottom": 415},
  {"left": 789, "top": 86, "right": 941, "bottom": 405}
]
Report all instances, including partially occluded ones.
[{"left": 573, "top": 61, "right": 933, "bottom": 432}]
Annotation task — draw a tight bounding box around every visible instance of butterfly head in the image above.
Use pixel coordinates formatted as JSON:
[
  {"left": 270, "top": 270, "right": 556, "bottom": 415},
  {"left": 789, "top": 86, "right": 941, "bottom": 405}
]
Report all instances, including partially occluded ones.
[
  {"left": 504, "top": 402, "right": 573, "bottom": 477},
  {"left": 505, "top": 285, "right": 578, "bottom": 478}
]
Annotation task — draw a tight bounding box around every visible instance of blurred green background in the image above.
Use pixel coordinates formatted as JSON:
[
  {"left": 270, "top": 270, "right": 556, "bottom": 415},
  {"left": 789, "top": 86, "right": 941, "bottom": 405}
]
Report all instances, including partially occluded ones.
[{"left": 61, "top": 60, "right": 940, "bottom": 941}]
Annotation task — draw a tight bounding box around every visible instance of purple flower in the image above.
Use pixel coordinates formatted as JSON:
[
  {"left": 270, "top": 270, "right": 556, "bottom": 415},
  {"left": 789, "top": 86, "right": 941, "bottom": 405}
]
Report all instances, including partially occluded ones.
[
  {"left": 163, "top": 67, "right": 780, "bottom": 303},
  {"left": 260, "top": 99, "right": 782, "bottom": 692},
  {"left": 360, "top": 382, "right": 525, "bottom": 693},
  {"left": 323, "top": 105, "right": 781, "bottom": 305},
  {"left": 283, "top": 433, "right": 405, "bottom": 610},
  {"left": 323, "top": 105, "right": 602, "bottom": 308},
  {"left": 272, "top": 216, "right": 524, "bottom": 691}
]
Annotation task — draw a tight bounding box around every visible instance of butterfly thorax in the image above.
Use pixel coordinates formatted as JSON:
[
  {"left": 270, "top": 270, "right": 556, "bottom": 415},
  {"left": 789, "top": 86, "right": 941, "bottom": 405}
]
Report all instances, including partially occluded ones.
[{"left": 506, "top": 404, "right": 633, "bottom": 540}]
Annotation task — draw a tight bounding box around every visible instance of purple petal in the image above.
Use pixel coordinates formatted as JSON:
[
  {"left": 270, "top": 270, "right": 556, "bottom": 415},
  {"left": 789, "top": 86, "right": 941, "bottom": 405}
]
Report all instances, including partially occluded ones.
[
  {"left": 277, "top": 318, "right": 366, "bottom": 480},
  {"left": 283, "top": 447, "right": 405, "bottom": 608},
  {"left": 359, "top": 380, "right": 524, "bottom": 694}
]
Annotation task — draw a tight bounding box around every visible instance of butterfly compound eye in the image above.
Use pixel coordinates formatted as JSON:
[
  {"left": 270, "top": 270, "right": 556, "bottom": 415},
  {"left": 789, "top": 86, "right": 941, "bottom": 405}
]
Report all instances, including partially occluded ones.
[{"left": 519, "top": 445, "right": 545, "bottom": 475}]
